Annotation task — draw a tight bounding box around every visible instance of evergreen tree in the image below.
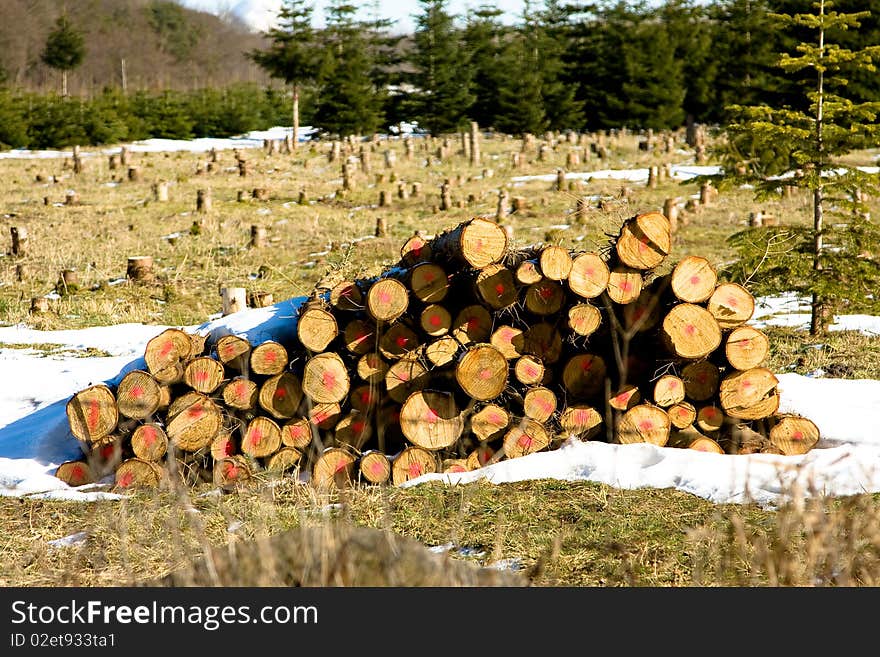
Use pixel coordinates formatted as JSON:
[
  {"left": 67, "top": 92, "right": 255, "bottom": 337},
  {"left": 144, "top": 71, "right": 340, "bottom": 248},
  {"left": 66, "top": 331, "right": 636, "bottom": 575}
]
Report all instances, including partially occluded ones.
[
  {"left": 248, "top": 0, "right": 321, "bottom": 151},
  {"left": 720, "top": 0, "right": 880, "bottom": 336},
  {"left": 657, "top": 0, "right": 717, "bottom": 124},
  {"left": 314, "top": 1, "right": 385, "bottom": 137},
  {"left": 410, "top": 0, "right": 474, "bottom": 134},
  {"left": 462, "top": 5, "right": 507, "bottom": 130},
  {"left": 711, "top": 0, "right": 783, "bottom": 119},
  {"left": 41, "top": 14, "right": 85, "bottom": 97},
  {"left": 575, "top": 2, "right": 640, "bottom": 129},
  {"left": 494, "top": 19, "right": 547, "bottom": 135},
  {"left": 494, "top": 0, "right": 584, "bottom": 135},
  {"left": 535, "top": 0, "right": 584, "bottom": 131},
  {"left": 620, "top": 17, "right": 686, "bottom": 129}
]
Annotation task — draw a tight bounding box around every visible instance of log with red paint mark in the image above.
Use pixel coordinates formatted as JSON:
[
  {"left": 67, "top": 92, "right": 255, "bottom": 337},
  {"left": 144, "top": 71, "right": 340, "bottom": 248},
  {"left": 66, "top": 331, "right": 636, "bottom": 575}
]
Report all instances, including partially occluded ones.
[{"left": 66, "top": 384, "right": 118, "bottom": 445}]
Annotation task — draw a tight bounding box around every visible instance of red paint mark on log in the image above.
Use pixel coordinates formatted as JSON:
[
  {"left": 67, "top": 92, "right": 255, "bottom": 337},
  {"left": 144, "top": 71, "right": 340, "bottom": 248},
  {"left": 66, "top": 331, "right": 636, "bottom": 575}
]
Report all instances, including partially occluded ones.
[
  {"left": 668, "top": 379, "right": 678, "bottom": 388},
  {"left": 360, "top": 390, "right": 372, "bottom": 405},
  {"left": 101, "top": 444, "right": 115, "bottom": 460},
  {"left": 130, "top": 385, "right": 144, "bottom": 399},
  {"left": 525, "top": 365, "right": 538, "bottom": 378},
  {"left": 312, "top": 412, "right": 327, "bottom": 425},
  {"left": 792, "top": 431, "right": 804, "bottom": 440},
  {"left": 422, "top": 271, "right": 435, "bottom": 283},
  {"left": 488, "top": 412, "right": 503, "bottom": 424},
  {"left": 638, "top": 420, "right": 654, "bottom": 432},
  {"left": 194, "top": 370, "right": 208, "bottom": 383},
  {"left": 538, "top": 285, "right": 554, "bottom": 300},
  {"left": 726, "top": 296, "right": 739, "bottom": 308},
  {"left": 575, "top": 409, "right": 590, "bottom": 423},
  {"left": 159, "top": 340, "right": 174, "bottom": 358},
  {"left": 87, "top": 399, "right": 100, "bottom": 432},
  {"left": 697, "top": 372, "right": 708, "bottom": 384},
  {"left": 224, "top": 440, "right": 235, "bottom": 456},
  {"left": 478, "top": 369, "right": 493, "bottom": 380},
  {"left": 322, "top": 371, "right": 336, "bottom": 388},
  {"left": 188, "top": 404, "right": 204, "bottom": 420},
  {"left": 71, "top": 465, "right": 84, "bottom": 482},
  {"left": 395, "top": 336, "right": 409, "bottom": 348},
  {"left": 377, "top": 290, "right": 392, "bottom": 304},
  {"left": 225, "top": 462, "right": 239, "bottom": 479},
  {"left": 517, "top": 434, "right": 533, "bottom": 449},
  {"left": 118, "top": 471, "right": 134, "bottom": 488},
  {"left": 369, "top": 461, "right": 385, "bottom": 477},
  {"left": 690, "top": 275, "right": 701, "bottom": 285},
  {"left": 538, "top": 398, "right": 554, "bottom": 413},
  {"left": 352, "top": 420, "right": 365, "bottom": 434},
  {"left": 274, "top": 387, "right": 287, "bottom": 400},
  {"left": 142, "top": 427, "right": 155, "bottom": 446},
  {"left": 334, "top": 460, "right": 349, "bottom": 474},
  {"left": 467, "top": 317, "right": 480, "bottom": 331},
  {"left": 619, "top": 281, "right": 633, "bottom": 292},
  {"left": 494, "top": 283, "right": 505, "bottom": 297},
  {"left": 474, "top": 238, "right": 484, "bottom": 252},
  {"left": 684, "top": 324, "right": 696, "bottom": 336},
  {"left": 249, "top": 428, "right": 262, "bottom": 446},
  {"left": 264, "top": 350, "right": 277, "bottom": 364},
  {"left": 425, "top": 408, "right": 439, "bottom": 424},
  {"left": 236, "top": 382, "right": 248, "bottom": 396},
  {"left": 408, "top": 463, "right": 423, "bottom": 478},
  {"left": 429, "top": 314, "right": 442, "bottom": 327},
  {"left": 581, "top": 358, "right": 593, "bottom": 372}
]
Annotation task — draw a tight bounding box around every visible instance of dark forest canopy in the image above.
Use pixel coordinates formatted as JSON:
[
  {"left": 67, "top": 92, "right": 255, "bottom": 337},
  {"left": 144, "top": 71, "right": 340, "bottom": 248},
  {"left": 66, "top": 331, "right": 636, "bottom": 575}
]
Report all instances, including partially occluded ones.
[{"left": 1, "top": 0, "right": 879, "bottom": 144}]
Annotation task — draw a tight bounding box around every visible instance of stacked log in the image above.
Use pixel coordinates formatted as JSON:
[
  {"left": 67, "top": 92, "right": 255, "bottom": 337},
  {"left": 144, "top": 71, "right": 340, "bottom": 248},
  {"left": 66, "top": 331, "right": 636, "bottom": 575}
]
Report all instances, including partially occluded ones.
[{"left": 59, "top": 214, "right": 820, "bottom": 492}]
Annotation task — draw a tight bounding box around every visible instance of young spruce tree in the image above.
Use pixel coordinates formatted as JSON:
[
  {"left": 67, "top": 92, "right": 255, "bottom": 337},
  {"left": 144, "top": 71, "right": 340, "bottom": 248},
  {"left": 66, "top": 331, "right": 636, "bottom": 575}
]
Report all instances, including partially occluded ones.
[
  {"left": 721, "top": 0, "right": 880, "bottom": 336},
  {"left": 248, "top": 0, "right": 320, "bottom": 151},
  {"left": 411, "top": 0, "right": 474, "bottom": 134},
  {"left": 314, "top": 1, "right": 385, "bottom": 137},
  {"left": 42, "top": 14, "right": 85, "bottom": 97}
]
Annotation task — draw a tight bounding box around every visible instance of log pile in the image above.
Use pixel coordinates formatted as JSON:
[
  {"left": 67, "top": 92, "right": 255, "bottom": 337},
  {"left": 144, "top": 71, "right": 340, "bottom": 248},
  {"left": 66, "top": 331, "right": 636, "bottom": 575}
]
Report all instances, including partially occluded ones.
[{"left": 58, "top": 214, "right": 821, "bottom": 493}]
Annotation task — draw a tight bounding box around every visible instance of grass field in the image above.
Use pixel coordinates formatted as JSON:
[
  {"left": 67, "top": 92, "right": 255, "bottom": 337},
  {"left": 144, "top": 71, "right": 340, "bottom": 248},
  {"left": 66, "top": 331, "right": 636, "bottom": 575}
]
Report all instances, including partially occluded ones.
[{"left": 2, "top": 129, "right": 880, "bottom": 587}]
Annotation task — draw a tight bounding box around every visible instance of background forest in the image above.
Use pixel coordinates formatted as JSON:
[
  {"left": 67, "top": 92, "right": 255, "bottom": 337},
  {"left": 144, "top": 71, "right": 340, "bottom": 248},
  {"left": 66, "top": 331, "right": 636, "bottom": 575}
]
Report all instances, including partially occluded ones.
[{"left": 2, "top": 0, "right": 879, "bottom": 148}]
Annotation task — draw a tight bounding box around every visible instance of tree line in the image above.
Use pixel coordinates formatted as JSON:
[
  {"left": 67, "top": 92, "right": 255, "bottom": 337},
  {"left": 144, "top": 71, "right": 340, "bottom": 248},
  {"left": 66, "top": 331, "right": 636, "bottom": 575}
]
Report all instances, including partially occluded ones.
[
  {"left": 249, "top": 0, "right": 880, "bottom": 139},
  {"left": 1, "top": 0, "right": 879, "bottom": 149}
]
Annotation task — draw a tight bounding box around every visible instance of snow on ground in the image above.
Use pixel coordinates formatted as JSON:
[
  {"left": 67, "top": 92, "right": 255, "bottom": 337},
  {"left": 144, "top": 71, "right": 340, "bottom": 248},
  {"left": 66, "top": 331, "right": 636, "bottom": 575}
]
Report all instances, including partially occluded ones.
[
  {"left": 1, "top": 292, "right": 879, "bottom": 507},
  {"left": 0, "top": 126, "right": 317, "bottom": 160}
]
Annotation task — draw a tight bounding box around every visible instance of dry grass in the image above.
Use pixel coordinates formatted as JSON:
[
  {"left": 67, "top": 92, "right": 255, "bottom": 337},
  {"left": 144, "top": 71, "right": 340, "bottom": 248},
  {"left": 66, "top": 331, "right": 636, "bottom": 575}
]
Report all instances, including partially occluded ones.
[{"left": 2, "top": 129, "right": 880, "bottom": 587}]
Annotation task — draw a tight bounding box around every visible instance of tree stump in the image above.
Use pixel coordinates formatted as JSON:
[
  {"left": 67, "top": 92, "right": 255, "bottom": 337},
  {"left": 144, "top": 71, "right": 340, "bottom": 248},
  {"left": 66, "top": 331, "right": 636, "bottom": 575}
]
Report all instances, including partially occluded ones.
[
  {"left": 126, "top": 256, "right": 154, "bottom": 284},
  {"left": 196, "top": 189, "right": 211, "bottom": 213},
  {"left": 10, "top": 227, "right": 27, "bottom": 256},
  {"left": 221, "top": 287, "right": 247, "bottom": 316}
]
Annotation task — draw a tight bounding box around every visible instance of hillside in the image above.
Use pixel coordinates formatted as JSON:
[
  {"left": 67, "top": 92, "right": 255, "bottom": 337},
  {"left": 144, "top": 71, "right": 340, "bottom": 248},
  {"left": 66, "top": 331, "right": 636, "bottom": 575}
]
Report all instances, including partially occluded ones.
[{"left": 0, "top": 0, "right": 272, "bottom": 94}]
